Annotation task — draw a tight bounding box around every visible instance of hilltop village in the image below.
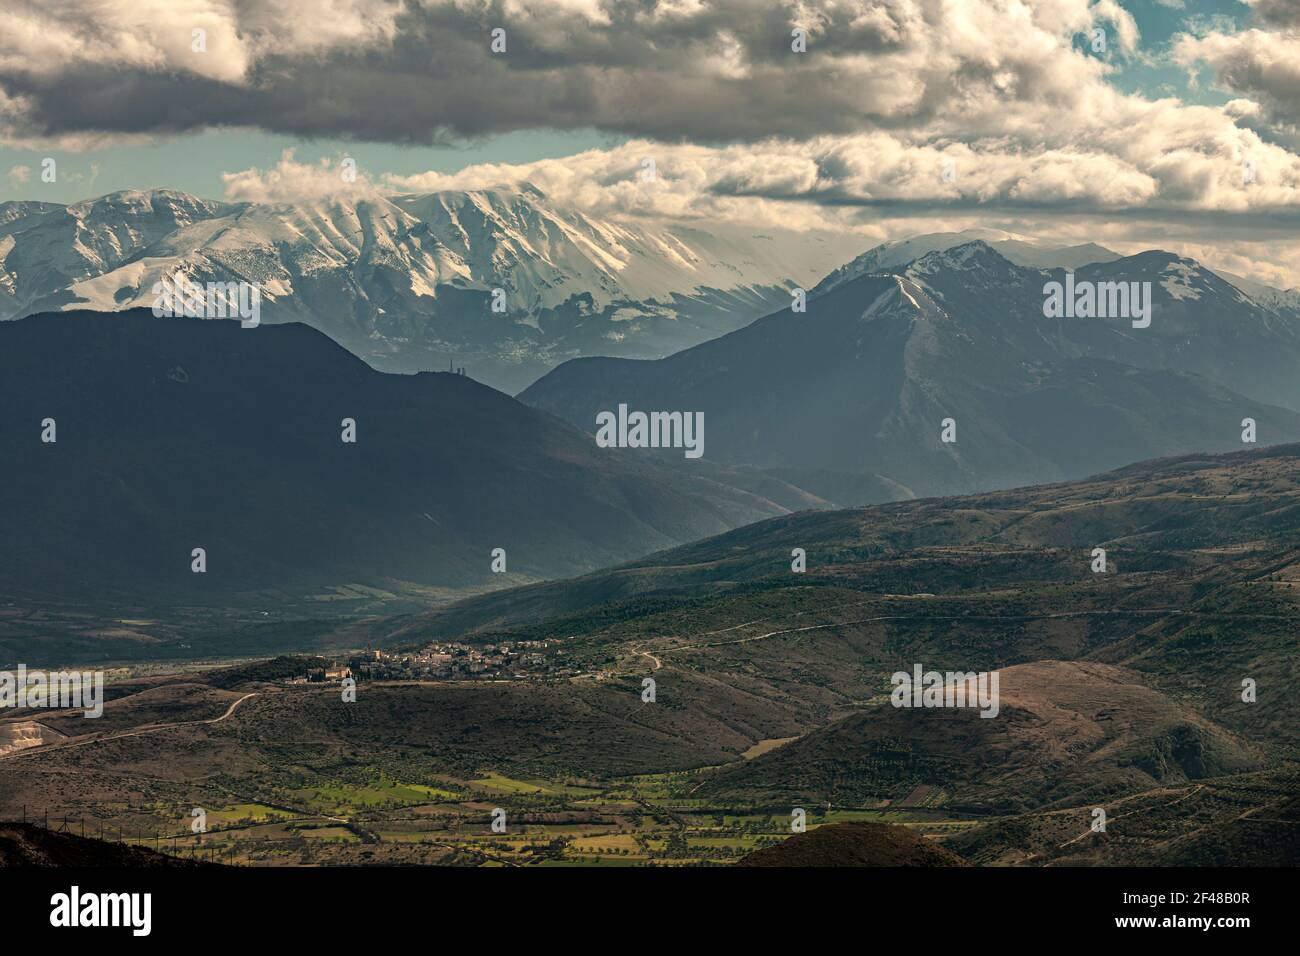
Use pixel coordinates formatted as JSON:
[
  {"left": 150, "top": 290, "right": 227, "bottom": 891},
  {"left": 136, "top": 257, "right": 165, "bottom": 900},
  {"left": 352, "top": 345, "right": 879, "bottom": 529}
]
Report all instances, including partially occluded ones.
[{"left": 292, "top": 640, "right": 582, "bottom": 685}]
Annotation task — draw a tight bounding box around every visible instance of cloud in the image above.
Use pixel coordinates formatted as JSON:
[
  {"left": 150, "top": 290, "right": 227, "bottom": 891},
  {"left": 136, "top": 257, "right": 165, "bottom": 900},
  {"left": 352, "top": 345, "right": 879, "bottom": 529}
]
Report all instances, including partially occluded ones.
[
  {"left": 221, "top": 149, "right": 386, "bottom": 202},
  {"left": 6, "top": 163, "right": 31, "bottom": 185},
  {"left": 0, "top": 0, "right": 251, "bottom": 83},
  {"left": 0, "top": 0, "right": 402, "bottom": 83},
  {"left": 1174, "top": 1, "right": 1300, "bottom": 129},
  {"left": 370, "top": 99, "right": 1300, "bottom": 220},
  {"left": 1245, "top": 0, "right": 1300, "bottom": 28},
  {"left": 223, "top": 139, "right": 1300, "bottom": 288},
  {"left": 216, "top": 100, "right": 1300, "bottom": 286},
  {"left": 0, "top": 0, "right": 1140, "bottom": 145},
  {"left": 1175, "top": 29, "right": 1300, "bottom": 123},
  {"left": 15, "top": 1, "right": 1300, "bottom": 287}
]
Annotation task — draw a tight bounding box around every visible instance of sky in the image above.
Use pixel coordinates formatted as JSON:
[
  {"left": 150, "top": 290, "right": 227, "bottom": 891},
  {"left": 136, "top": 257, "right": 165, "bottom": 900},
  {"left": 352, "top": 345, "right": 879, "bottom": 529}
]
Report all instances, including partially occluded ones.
[{"left": 1, "top": 0, "right": 1299, "bottom": 286}]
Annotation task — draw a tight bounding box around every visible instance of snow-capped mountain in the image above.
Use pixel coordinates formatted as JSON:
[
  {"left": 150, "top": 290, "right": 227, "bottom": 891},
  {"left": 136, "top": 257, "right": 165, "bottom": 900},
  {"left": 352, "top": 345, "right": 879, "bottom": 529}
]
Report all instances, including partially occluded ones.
[
  {"left": 1212, "top": 268, "right": 1300, "bottom": 317},
  {"left": 0, "top": 187, "right": 865, "bottom": 392},
  {"left": 810, "top": 228, "right": 1122, "bottom": 296},
  {"left": 523, "top": 240, "right": 1300, "bottom": 500},
  {"left": 0, "top": 190, "right": 226, "bottom": 311},
  {"left": 829, "top": 229, "right": 1300, "bottom": 329}
]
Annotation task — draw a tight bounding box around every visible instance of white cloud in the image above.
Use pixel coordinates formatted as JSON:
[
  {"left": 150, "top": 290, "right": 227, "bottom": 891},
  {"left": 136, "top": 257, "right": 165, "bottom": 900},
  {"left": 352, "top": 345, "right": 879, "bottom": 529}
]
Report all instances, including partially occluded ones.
[
  {"left": 0, "top": 0, "right": 250, "bottom": 84},
  {"left": 219, "top": 108, "right": 1300, "bottom": 287},
  {"left": 220, "top": 149, "right": 385, "bottom": 203},
  {"left": 371, "top": 100, "right": 1300, "bottom": 222},
  {"left": 1174, "top": 16, "right": 1300, "bottom": 128},
  {"left": 0, "top": 0, "right": 403, "bottom": 86},
  {"left": 11, "top": 0, "right": 1300, "bottom": 286}
]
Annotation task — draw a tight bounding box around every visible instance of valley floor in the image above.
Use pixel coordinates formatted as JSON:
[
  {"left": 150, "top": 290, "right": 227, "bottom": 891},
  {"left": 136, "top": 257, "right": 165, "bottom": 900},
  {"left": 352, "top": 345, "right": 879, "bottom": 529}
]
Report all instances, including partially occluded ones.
[
  {"left": 4, "top": 447, "right": 1299, "bottom": 867},
  {"left": 2, "top": 671, "right": 1295, "bottom": 867}
]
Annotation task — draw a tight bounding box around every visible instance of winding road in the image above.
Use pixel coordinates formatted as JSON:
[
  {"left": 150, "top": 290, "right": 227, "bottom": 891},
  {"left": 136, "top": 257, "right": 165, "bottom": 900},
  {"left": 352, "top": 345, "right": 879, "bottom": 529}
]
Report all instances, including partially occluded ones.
[{"left": 0, "top": 692, "right": 257, "bottom": 762}]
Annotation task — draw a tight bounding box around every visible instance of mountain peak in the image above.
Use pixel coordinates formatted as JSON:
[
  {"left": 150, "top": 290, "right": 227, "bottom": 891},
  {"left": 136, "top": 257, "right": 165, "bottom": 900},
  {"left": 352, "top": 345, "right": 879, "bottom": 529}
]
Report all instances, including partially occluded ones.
[
  {"left": 1121, "top": 249, "right": 1196, "bottom": 268},
  {"left": 813, "top": 231, "right": 1119, "bottom": 296},
  {"left": 906, "top": 239, "right": 1016, "bottom": 276},
  {"left": 66, "top": 188, "right": 227, "bottom": 221},
  {"left": 71, "top": 187, "right": 212, "bottom": 206},
  {"left": 1076, "top": 250, "right": 1238, "bottom": 305}
]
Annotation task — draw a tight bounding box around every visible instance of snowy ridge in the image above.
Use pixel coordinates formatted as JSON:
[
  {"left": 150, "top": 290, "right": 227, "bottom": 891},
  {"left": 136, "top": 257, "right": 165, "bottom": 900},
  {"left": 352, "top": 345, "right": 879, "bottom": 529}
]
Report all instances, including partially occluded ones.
[
  {"left": 0, "top": 186, "right": 860, "bottom": 316},
  {"left": 0, "top": 186, "right": 866, "bottom": 390}
]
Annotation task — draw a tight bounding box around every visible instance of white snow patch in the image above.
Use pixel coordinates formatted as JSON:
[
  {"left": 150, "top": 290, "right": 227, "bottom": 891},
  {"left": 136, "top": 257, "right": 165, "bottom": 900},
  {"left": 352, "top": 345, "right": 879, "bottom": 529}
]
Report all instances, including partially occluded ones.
[{"left": 1161, "top": 261, "right": 1203, "bottom": 301}]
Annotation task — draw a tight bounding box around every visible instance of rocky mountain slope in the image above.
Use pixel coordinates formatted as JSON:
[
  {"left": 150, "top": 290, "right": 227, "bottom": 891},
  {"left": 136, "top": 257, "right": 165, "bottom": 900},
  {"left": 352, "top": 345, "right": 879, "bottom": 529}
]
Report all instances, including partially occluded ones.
[
  {"left": 522, "top": 242, "right": 1300, "bottom": 499},
  {"left": 0, "top": 188, "right": 864, "bottom": 392}
]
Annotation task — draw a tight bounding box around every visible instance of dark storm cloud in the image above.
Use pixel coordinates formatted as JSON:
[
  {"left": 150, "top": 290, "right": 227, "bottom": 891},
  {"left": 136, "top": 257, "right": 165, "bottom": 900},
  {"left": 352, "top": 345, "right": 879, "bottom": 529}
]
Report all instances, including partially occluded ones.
[{"left": 0, "top": 0, "right": 1118, "bottom": 145}]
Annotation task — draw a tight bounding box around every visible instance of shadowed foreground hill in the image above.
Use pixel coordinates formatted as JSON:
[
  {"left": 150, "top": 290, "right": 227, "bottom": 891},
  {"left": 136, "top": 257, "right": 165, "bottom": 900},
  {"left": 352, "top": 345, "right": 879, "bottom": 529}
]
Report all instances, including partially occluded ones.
[
  {"left": 0, "top": 310, "right": 788, "bottom": 606},
  {"left": 941, "top": 767, "right": 1300, "bottom": 866},
  {"left": 738, "top": 822, "right": 969, "bottom": 867},
  {"left": 0, "top": 823, "right": 205, "bottom": 867}
]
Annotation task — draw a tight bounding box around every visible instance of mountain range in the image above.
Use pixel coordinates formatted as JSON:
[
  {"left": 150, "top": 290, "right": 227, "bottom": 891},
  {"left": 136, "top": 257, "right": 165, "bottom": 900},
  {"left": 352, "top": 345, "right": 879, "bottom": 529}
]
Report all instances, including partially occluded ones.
[
  {"left": 6, "top": 198, "right": 1300, "bottom": 625},
  {"left": 523, "top": 241, "right": 1300, "bottom": 499},
  {"left": 0, "top": 309, "right": 794, "bottom": 611},
  {"left": 0, "top": 187, "right": 865, "bottom": 393}
]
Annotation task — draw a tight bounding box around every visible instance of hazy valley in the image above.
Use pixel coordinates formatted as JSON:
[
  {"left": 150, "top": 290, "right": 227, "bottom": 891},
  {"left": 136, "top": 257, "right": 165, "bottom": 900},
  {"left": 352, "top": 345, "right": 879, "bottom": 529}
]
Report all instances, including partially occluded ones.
[
  {"left": 3, "top": 192, "right": 1299, "bottom": 871},
  {"left": 3, "top": 445, "right": 1296, "bottom": 867}
]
